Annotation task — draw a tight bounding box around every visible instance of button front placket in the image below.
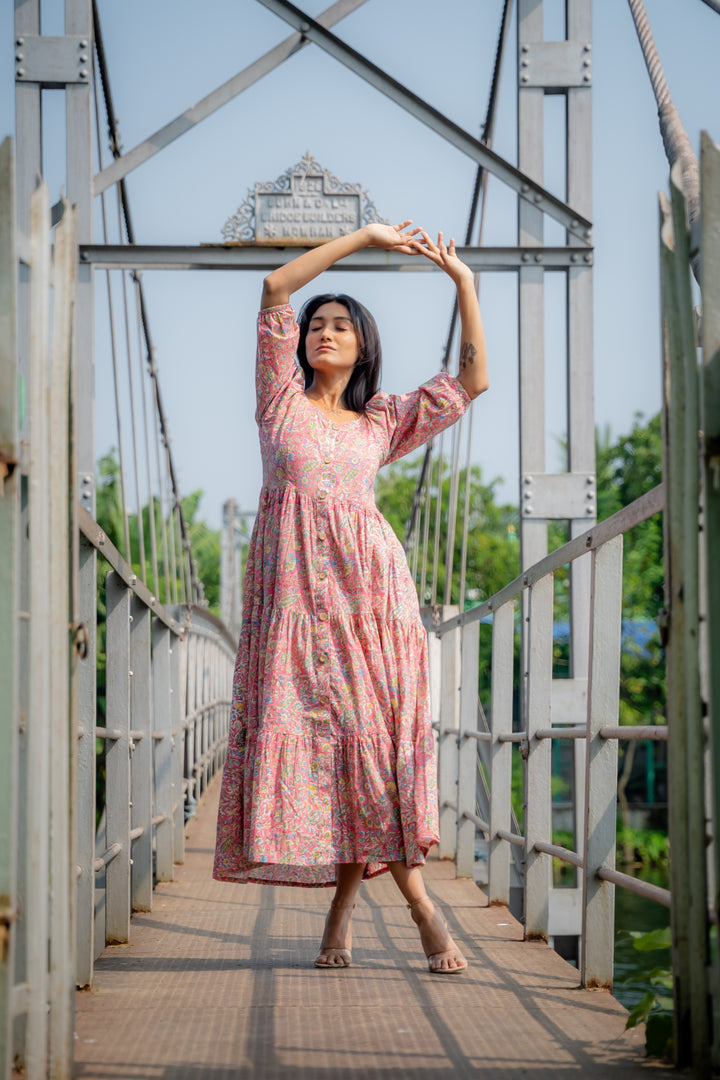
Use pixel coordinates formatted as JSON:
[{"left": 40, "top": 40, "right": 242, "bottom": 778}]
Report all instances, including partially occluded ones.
[{"left": 315, "top": 431, "right": 335, "bottom": 712}]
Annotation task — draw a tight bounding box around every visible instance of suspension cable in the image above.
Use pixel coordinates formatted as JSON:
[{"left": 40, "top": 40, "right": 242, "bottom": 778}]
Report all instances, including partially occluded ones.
[
  {"left": 93, "top": 53, "right": 130, "bottom": 562},
  {"left": 132, "top": 272, "right": 160, "bottom": 595},
  {"left": 93, "top": 0, "right": 202, "bottom": 601}
]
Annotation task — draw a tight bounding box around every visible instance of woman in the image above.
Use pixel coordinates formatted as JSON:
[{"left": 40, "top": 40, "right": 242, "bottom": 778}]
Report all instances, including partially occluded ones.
[{"left": 213, "top": 220, "right": 488, "bottom": 974}]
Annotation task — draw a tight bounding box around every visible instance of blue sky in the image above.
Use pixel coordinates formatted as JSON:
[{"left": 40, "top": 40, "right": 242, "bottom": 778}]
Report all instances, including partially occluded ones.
[{"left": 2, "top": 1, "right": 718, "bottom": 528}]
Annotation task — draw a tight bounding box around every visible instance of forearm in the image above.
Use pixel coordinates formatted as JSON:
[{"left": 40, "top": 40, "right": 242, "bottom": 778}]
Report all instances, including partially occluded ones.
[
  {"left": 456, "top": 276, "right": 488, "bottom": 399},
  {"left": 261, "top": 227, "right": 372, "bottom": 308}
]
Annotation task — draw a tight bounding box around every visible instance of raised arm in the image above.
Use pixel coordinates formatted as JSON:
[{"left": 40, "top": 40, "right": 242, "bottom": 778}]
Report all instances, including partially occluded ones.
[
  {"left": 411, "top": 231, "right": 488, "bottom": 400},
  {"left": 260, "top": 222, "right": 422, "bottom": 309}
]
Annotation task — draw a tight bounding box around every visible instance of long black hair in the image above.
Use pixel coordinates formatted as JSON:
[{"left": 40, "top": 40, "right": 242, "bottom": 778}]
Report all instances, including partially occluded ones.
[{"left": 297, "top": 293, "right": 382, "bottom": 414}]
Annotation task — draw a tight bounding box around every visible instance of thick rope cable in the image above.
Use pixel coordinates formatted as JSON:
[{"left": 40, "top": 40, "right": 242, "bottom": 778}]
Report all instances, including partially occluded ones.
[
  {"left": 627, "top": 0, "right": 700, "bottom": 240},
  {"left": 132, "top": 273, "right": 160, "bottom": 596},
  {"left": 93, "top": 55, "right": 130, "bottom": 561},
  {"left": 93, "top": 0, "right": 203, "bottom": 602}
]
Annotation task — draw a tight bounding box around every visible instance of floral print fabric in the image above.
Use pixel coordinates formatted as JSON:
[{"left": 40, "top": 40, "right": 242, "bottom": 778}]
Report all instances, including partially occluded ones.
[{"left": 213, "top": 304, "right": 471, "bottom": 887}]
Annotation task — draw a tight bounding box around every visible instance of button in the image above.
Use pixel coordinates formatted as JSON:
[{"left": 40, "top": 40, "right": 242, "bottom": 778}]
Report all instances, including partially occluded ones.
[
  {"left": 317, "top": 531, "right": 326, "bottom": 542},
  {"left": 317, "top": 571, "right": 327, "bottom": 582},
  {"left": 318, "top": 490, "right": 327, "bottom": 500},
  {"left": 318, "top": 611, "right": 328, "bottom": 622},
  {"left": 324, "top": 456, "right": 331, "bottom": 464},
  {"left": 318, "top": 653, "right": 328, "bottom": 665}
]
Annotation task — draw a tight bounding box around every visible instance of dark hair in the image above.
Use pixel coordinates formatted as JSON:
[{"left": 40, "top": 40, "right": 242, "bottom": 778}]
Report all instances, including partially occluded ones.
[{"left": 297, "top": 293, "right": 382, "bottom": 414}]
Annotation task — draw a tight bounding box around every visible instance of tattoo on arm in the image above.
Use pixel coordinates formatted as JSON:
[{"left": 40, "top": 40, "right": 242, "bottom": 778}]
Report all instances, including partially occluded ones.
[{"left": 460, "top": 341, "right": 477, "bottom": 367}]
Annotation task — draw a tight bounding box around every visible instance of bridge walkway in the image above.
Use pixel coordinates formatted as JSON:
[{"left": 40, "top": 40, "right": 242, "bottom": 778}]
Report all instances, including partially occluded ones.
[{"left": 73, "top": 777, "right": 672, "bottom": 1079}]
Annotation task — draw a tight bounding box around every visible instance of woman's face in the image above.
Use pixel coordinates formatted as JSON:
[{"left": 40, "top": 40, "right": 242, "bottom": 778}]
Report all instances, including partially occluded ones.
[{"left": 304, "top": 302, "right": 359, "bottom": 374}]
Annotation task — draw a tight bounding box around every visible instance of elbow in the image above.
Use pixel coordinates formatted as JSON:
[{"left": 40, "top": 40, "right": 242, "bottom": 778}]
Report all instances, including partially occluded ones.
[
  {"left": 261, "top": 272, "right": 285, "bottom": 309},
  {"left": 465, "top": 378, "right": 489, "bottom": 401}
]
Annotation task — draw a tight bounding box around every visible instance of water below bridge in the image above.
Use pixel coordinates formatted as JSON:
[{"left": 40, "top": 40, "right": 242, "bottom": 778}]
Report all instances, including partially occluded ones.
[{"left": 72, "top": 777, "right": 676, "bottom": 1079}]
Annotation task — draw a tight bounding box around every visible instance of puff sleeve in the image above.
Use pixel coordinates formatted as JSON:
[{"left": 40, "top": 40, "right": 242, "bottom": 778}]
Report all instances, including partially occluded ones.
[
  {"left": 378, "top": 371, "right": 472, "bottom": 466},
  {"left": 255, "top": 304, "right": 301, "bottom": 425}
]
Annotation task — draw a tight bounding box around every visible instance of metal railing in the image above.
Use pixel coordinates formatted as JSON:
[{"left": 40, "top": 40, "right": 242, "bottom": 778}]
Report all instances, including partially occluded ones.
[
  {"left": 426, "top": 135, "right": 720, "bottom": 1072},
  {"left": 0, "top": 139, "right": 237, "bottom": 1079}
]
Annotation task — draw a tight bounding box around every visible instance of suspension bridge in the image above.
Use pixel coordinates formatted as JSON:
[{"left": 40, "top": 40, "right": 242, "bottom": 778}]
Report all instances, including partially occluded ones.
[{"left": 1, "top": 2, "right": 719, "bottom": 1077}]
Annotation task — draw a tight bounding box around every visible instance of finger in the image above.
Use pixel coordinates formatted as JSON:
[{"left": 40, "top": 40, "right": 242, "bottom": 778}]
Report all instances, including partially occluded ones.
[
  {"left": 419, "top": 229, "right": 438, "bottom": 252},
  {"left": 394, "top": 219, "right": 413, "bottom": 231},
  {"left": 448, "top": 237, "right": 456, "bottom": 255}
]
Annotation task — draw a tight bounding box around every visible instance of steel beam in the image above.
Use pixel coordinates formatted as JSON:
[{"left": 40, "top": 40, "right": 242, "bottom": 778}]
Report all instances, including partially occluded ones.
[
  {"left": 78, "top": 244, "right": 590, "bottom": 271},
  {"left": 457, "top": 621, "right": 480, "bottom": 878},
  {"left": 93, "top": 0, "right": 368, "bottom": 195},
  {"left": 256, "top": 0, "right": 592, "bottom": 240}
]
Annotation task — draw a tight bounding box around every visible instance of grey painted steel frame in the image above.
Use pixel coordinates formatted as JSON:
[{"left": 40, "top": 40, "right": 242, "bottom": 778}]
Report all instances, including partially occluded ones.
[{"left": 517, "top": 0, "right": 594, "bottom": 940}]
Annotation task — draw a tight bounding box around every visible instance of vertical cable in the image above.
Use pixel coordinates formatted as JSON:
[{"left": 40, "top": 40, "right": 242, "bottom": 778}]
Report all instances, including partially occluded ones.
[
  {"left": 167, "top": 483, "right": 180, "bottom": 606},
  {"left": 419, "top": 448, "right": 434, "bottom": 605},
  {"left": 93, "top": 55, "right": 130, "bottom": 560},
  {"left": 133, "top": 273, "right": 159, "bottom": 595},
  {"left": 431, "top": 431, "right": 445, "bottom": 606},
  {"left": 117, "top": 201, "right": 146, "bottom": 582},
  {"left": 458, "top": 398, "right": 476, "bottom": 611}
]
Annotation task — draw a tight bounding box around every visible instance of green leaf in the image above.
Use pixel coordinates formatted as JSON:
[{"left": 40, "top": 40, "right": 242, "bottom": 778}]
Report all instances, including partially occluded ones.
[
  {"left": 625, "top": 991, "right": 657, "bottom": 1030},
  {"left": 645, "top": 1013, "right": 674, "bottom": 1058},
  {"left": 631, "top": 927, "right": 672, "bottom": 951}
]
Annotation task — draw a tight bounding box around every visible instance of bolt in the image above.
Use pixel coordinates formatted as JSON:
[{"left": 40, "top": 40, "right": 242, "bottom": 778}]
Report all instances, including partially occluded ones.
[
  {"left": 16, "top": 37, "right": 24, "bottom": 46},
  {"left": 130, "top": 574, "right": 137, "bottom": 585},
  {"left": 16, "top": 68, "right": 25, "bottom": 77},
  {"left": 586, "top": 505, "right": 594, "bottom": 515},
  {"left": 16, "top": 52, "right": 23, "bottom": 61},
  {"left": 129, "top": 670, "right": 134, "bottom": 677},
  {"left": 525, "top": 476, "right": 532, "bottom": 484},
  {"left": 586, "top": 476, "right": 594, "bottom": 484},
  {"left": 583, "top": 43, "right": 591, "bottom": 51},
  {"left": 571, "top": 253, "right": 579, "bottom": 263},
  {"left": 98, "top": 533, "right": 105, "bottom": 546},
  {"left": 80, "top": 39, "right": 88, "bottom": 48},
  {"left": 80, "top": 69, "right": 88, "bottom": 79},
  {"left": 521, "top": 183, "right": 529, "bottom": 193},
  {"left": 83, "top": 475, "right": 92, "bottom": 484},
  {"left": 150, "top": 595, "right": 155, "bottom": 604},
  {"left": 523, "top": 490, "right": 532, "bottom": 499},
  {"left": 521, "top": 73, "right": 529, "bottom": 83},
  {"left": 534, "top": 253, "right": 543, "bottom": 263},
  {"left": 522, "top": 252, "right": 530, "bottom": 262},
  {"left": 128, "top": 614, "right": 133, "bottom": 623},
  {"left": 524, "top": 505, "right": 533, "bottom": 514},
  {"left": 584, "top": 253, "right": 592, "bottom": 263},
  {"left": 533, "top": 193, "right": 542, "bottom": 204},
  {"left": 523, "top": 575, "right": 529, "bottom": 586},
  {"left": 583, "top": 58, "right": 591, "bottom": 67},
  {"left": 80, "top": 53, "right": 88, "bottom": 62},
  {"left": 584, "top": 229, "right": 592, "bottom": 240},
  {"left": 521, "top": 58, "right": 529, "bottom": 67},
  {"left": 586, "top": 534, "right": 593, "bottom": 546},
  {"left": 521, "top": 43, "right": 530, "bottom": 53},
  {"left": 571, "top": 219, "right": 579, "bottom": 229},
  {"left": 583, "top": 73, "right": 591, "bottom": 83}
]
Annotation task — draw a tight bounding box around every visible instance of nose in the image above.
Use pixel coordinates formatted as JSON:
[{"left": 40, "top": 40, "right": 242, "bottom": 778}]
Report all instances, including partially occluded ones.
[{"left": 320, "top": 325, "right": 332, "bottom": 340}]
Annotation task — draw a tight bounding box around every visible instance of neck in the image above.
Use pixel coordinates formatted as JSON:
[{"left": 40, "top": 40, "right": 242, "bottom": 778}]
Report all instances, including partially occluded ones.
[{"left": 306, "top": 371, "right": 353, "bottom": 411}]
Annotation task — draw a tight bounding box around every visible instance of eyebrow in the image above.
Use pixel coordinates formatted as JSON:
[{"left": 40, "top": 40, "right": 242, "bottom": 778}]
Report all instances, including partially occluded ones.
[{"left": 309, "top": 315, "right": 353, "bottom": 324}]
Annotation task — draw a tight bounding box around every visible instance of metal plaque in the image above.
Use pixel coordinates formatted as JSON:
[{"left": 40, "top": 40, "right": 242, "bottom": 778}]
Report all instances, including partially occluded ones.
[{"left": 222, "top": 152, "right": 386, "bottom": 245}]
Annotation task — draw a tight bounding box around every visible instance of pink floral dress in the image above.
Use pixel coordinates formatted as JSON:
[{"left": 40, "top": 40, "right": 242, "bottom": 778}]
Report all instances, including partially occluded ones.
[{"left": 213, "top": 304, "right": 471, "bottom": 887}]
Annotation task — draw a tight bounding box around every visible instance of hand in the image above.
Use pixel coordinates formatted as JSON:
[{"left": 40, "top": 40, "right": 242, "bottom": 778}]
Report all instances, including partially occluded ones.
[
  {"left": 364, "top": 220, "right": 423, "bottom": 253},
  {"left": 409, "top": 230, "right": 474, "bottom": 286}
]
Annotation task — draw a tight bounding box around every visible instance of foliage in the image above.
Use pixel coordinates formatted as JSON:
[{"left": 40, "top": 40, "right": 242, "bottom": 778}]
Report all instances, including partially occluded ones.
[
  {"left": 616, "top": 826, "right": 670, "bottom": 867},
  {"left": 620, "top": 927, "right": 673, "bottom": 1059},
  {"left": 375, "top": 454, "right": 520, "bottom": 608}
]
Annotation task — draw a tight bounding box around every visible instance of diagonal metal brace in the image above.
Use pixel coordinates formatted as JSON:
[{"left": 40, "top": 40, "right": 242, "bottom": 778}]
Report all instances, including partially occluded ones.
[
  {"left": 256, "top": 0, "right": 592, "bottom": 242},
  {"left": 92, "top": 0, "right": 369, "bottom": 196}
]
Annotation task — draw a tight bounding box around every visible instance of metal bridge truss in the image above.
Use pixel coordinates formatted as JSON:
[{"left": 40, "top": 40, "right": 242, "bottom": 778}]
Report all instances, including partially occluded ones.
[{"left": 2, "top": 0, "right": 718, "bottom": 1076}]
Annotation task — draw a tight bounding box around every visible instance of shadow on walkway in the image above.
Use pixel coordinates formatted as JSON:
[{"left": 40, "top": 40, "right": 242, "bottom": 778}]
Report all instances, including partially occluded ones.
[{"left": 74, "top": 776, "right": 674, "bottom": 1079}]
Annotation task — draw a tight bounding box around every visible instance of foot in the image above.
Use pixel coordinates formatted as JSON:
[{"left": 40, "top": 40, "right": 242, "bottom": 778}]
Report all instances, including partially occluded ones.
[
  {"left": 407, "top": 896, "right": 468, "bottom": 974},
  {"left": 315, "top": 901, "right": 355, "bottom": 969}
]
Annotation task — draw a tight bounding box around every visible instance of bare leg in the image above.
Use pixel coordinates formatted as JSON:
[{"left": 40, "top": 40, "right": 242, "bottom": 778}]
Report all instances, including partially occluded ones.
[
  {"left": 315, "top": 862, "right": 365, "bottom": 968},
  {"left": 386, "top": 861, "right": 467, "bottom": 973}
]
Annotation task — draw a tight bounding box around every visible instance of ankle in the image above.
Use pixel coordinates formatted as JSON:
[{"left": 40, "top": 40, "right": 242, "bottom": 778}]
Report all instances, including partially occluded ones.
[{"left": 407, "top": 895, "right": 435, "bottom": 923}]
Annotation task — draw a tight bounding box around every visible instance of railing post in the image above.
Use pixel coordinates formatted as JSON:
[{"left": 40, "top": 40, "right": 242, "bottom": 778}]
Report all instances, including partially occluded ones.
[
  {"left": 524, "top": 573, "right": 553, "bottom": 941},
  {"left": 171, "top": 630, "right": 186, "bottom": 862},
  {"left": 185, "top": 632, "right": 197, "bottom": 818},
  {"left": 489, "top": 601, "right": 515, "bottom": 905},
  {"left": 25, "top": 178, "right": 51, "bottom": 1080},
  {"left": 438, "top": 606, "right": 460, "bottom": 859},
  {"left": 457, "top": 620, "right": 480, "bottom": 878},
  {"left": 75, "top": 533, "right": 97, "bottom": 986},
  {"left": 105, "top": 572, "right": 132, "bottom": 944},
  {"left": 0, "top": 137, "right": 19, "bottom": 1080},
  {"left": 130, "top": 598, "right": 153, "bottom": 910},
  {"left": 581, "top": 536, "right": 622, "bottom": 988},
  {"left": 48, "top": 195, "right": 76, "bottom": 1077},
  {"left": 701, "top": 130, "right": 720, "bottom": 1072},
  {"left": 153, "top": 621, "right": 174, "bottom": 882}
]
